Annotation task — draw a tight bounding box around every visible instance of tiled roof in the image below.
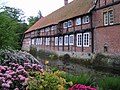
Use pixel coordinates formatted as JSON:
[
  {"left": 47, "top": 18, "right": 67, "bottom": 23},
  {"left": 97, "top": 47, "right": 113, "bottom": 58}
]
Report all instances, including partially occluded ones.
[{"left": 25, "top": 0, "right": 94, "bottom": 33}]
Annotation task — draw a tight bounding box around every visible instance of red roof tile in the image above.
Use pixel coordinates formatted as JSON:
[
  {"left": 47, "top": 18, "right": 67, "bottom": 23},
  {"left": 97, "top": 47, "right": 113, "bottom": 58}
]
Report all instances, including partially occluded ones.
[{"left": 25, "top": 0, "right": 94, "bottom": 33}]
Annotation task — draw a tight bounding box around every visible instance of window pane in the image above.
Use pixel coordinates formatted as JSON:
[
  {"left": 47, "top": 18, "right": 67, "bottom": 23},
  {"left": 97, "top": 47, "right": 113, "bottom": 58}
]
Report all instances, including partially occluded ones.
[
  {"left": 63, "top": 22, "right": 68, "bottom": 28},
  {"left": 64, "top": 35, "right": 68, "bottom": 45},
  {"left": 83, "top": 16, "right": 89, "bottom": 24},
  {"left": 104, "top": 12, "right": 108, "bottom": 25},
  {"left": 68, "top": 20, "right": 73, "bottom": 27},
  {"left": 109, "top": 10, "right": 114, "bottom": 25},
  {"left": 83, "top": 33, "right": 89, "bottom": 47},
  {"left": 59, "top": 37, "right": 63, "bottom": 46},
  {"left": 55, "top": 37, "right": 58, "bottom": 46},
  {"left": 76, "top": 18, "right": 81, "bottom": 25},
  {"left": 69, "top": 35, "right": 74, "bottom": 45},
  {"left": 77, "top": 33, "right": 82, "bottom": 47}
]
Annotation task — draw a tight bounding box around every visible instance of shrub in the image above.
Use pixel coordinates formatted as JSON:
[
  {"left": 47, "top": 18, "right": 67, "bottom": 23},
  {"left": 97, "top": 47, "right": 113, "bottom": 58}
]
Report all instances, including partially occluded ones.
[
  {"left": 27, "top": 71, "right": 73, "bottom": 90},
  {"left": 0, "top": 63, "right": 28, "bottom": 90},
  {"left": 29, "top": 47, "right": 38, "bottom": 58}
]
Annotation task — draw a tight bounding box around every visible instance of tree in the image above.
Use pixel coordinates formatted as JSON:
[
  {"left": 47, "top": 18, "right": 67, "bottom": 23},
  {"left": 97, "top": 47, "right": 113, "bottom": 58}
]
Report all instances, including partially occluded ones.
[
  {"left": 27, "top": 10, "right": 43, "bottom": 28},
  {"left": 0, "top": 11, "right": 19, "bottom": 49},
  {"left": 0, "top": 6, "right": 28, "bottom": 49}
]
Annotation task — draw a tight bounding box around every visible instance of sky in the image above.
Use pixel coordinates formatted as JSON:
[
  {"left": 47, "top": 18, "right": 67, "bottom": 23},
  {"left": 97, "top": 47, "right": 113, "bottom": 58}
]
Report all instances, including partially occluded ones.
[{"left": 4, "top": 0, "right": 73, "bottom": 20}]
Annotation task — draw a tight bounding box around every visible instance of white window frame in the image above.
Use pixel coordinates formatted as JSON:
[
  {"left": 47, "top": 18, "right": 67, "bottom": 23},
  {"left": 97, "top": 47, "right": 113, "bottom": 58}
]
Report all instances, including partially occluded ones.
[
  {"left": 109, "top": 10, "right": 114, "bottom": 25},
  {"left": 55, "top": 37, "right": 58, "bottom": 46},
  {"left": 64, "top": 35, "right": 69, "bottom": 46},
  {"left": 63, "top": 22, "right": 68, "bottom": 28},
  {"left": 83, "top": 16, "right": 89, "bottom": 24},
  {"left": 45, "top": 38, "right": 50, "bottom": 45},
  {"left": 59, "top": 36, "right": 63, "bottom": 46},
  {"left": 76, "top": 17, "right": 81, "bottom": 25},
  {"left": 40, "top": 38, "right": 42, "bottom": 45},
  {"left": 77, "top": 33, "right": 82, "bottom": 47},
  {"left": 69, "top": 35, "right": 74, "bottom": 45},
  {"left": 68, "top": 20, "right": 73, "bottom": 27},
  {"left": 36, "top": 38, "right": 39, "bottom": 45},
  {"left": 31, "top": 39, "right": 35, "bottom": 45},
  {"left": 104, "top": 12, "right": 108, "bottom": 26},
  {"left": 83, "top": 33, "right": 89, "bottom": 47}
]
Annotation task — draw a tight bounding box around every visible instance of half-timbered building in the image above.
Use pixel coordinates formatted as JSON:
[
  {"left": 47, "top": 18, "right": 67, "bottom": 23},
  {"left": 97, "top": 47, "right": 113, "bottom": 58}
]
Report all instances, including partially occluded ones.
[{"left": 22, "top": 0, "right": 120, "bottom": 58}]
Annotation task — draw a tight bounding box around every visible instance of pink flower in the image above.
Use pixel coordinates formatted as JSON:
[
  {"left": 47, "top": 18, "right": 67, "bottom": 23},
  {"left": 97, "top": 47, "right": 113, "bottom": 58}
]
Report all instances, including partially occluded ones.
[
  {"left": 2, "top": 83, "right": 10, "bottom": 88},
  {"left": 17, "top": 65, "right": 24, "bottom": 70},
  {"left": 14, "top": 88, "right": 19, "bottom": 90},
  {"left": 18, "top": 75, "right": 25, "bottom": 81}
]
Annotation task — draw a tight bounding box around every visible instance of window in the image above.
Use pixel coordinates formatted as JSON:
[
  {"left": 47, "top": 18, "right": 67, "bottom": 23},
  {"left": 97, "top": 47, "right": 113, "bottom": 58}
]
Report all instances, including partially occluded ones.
[
  {"left": 103, "top": 10, "right": 114, "bottom": 26},
  {"left": 51, "top": 26, "right": 55, "bottom": 31},
  {"left": 64, "top": 35, "right": 69, "bottom": 45},
  {"left": 45, "top": 38, "right": 50, "bottom": 45},
  {"left": 76, "top": 17, "right": 81, "bottom": 25},
  {"left": 55, "top": 37, "right": 58, "bottom": 46},
  {"left": 76, "top": 33, "right": 90, "bottom": 47},
  {"left": 31, "top": 32, "right": 35, "bottom": 37},
  {"left": 69, "top": 35, "right": 74, "bottom": 45},
  {"left": 109, "top": 10, "right": 114, "bottom": 25},
  {"left": 63, "top": 22, "right": 68, "bottom": 28},
  {"left": 36, "top": 38, "right": 39, "bottom": 45},
  {"left": 36, "top": 38, "right": 42, "bottom": 45},
  {"left": 68, "top": 20, "right": 73, "bottom": 27},
  {"left": 103, "top": 12, "right": 108, "bottom": 25},
  {"left": 45, "top": 28, "right": 50, "bottom": 32},
  {"left": 77, "top": 33, "right": 82, "bottom": 47},
  {"left": 31, "top": 39, "right": 35, "bottom": 45},
  {"left": 59, "top": 36, "right": 63, "bottom": 46},
  {"left": 83, "top": 33, "right": 89, "bottom": 47},
  {"left": 83, "top": 16, "right": 89, "bottom": 24}
]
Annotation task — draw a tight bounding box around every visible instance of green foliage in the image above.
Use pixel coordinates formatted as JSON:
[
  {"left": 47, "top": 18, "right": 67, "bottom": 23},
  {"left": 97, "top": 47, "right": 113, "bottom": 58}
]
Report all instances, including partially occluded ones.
[
  {"left": 0, "top": 6, "right": 28, "bottom": 50},
  {"left": 0, "top": 12, "right": 19, "bottom": 49},
  {"left": 62, "top": 73, "right": 96, "bottom": 87},
  {"left": 27, "top": 71, "right": 71, "bottom": 90},
  {"left": 98, "top": 76, "right": 120, "bottom": 90},
  {"left": 29, "top": 47, "right": 38, "bottom": 58},
  {"left": 27, "top": 16, "right": 39, "bottom": 28}
]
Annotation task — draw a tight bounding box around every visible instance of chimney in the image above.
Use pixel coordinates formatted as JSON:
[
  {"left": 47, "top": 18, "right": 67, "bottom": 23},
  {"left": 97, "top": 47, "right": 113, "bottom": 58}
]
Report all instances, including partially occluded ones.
[{"left": 64, "top": 0, "right": 68, "bottom": 5}]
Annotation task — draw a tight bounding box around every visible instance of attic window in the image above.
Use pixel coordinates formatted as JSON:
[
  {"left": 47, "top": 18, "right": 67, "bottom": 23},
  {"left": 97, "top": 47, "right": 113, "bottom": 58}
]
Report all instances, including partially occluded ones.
[
  {"left": 51, "top": 26, "right": 55, "bottom": 31},
  {"left": 45, "top": 28, "right": 50, "bottom": 32},
  {"left": 76, "top": 17, "right": 81, "bottom": 25},
  {"left": 63, "top": 22, "right": 68, "bottom": 28},
  {"left": 83, "top": 16, "right": 89, "bottom": 24},
  {"left": 68, "top": 20, "right": 73, "bottom": 27}
]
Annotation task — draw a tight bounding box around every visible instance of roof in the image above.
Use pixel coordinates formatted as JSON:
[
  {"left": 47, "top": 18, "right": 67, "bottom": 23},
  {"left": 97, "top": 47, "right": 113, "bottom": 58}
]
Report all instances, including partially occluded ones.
[{"left": 25, "top": 0, "right": 94, "bottom": 33}]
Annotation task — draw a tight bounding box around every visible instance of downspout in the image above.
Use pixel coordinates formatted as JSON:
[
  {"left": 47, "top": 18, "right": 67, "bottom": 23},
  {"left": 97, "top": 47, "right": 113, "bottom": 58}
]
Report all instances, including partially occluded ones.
[{"left": 88, "top": 0, "right": 98, "bottom": 53}]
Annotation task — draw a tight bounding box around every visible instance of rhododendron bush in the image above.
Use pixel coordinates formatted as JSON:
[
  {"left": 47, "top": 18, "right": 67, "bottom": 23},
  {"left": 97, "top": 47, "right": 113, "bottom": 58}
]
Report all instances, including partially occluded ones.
[{"left": 0, "top": 63, "right": 43, "bottom": 90}]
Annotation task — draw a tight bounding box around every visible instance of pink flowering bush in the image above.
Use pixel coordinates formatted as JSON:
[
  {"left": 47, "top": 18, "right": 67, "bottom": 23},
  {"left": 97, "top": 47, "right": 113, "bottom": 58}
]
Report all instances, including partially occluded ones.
[
  {"left": 69, "top": 84, "right": 96, "bottom": 90},
  {"left": 0, "top": 63, "right": 43, "bottom": 90}
]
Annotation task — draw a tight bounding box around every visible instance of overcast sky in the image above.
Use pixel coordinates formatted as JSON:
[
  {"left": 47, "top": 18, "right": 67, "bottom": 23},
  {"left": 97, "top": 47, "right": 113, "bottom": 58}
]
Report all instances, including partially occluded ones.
[{"left": 5, "top": 0, "right": 73, "bottom": 19}]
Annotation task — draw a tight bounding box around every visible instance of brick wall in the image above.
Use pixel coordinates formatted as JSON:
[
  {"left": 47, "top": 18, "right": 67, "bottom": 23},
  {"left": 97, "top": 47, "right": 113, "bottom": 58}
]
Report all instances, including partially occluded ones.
[{"left": 94, "top": 1, "right": 120, "bottom": 54}]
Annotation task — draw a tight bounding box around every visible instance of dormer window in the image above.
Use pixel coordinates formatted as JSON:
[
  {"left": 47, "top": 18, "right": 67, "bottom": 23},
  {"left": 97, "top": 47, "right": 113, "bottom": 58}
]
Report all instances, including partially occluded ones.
[
  {"left": 76, "top": 17, "right": 81, "bottom": 25},
  {"left": 63, "top": 22, "right": 68, "bottom": 28},
  {"left": 83, "top": 16, "right": 89, "bottom": 24},
  {"left": 68, "top": 20, "right": 73, "bottom": 27}
]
